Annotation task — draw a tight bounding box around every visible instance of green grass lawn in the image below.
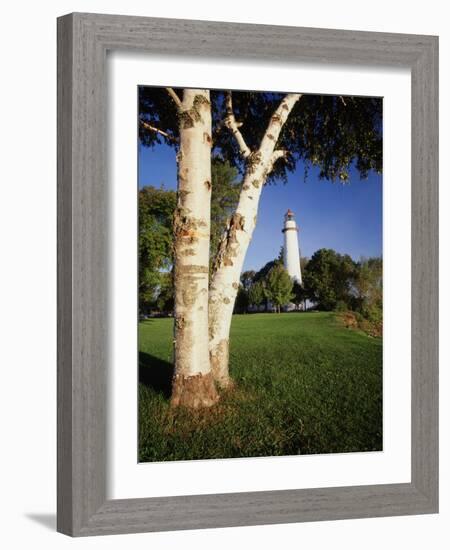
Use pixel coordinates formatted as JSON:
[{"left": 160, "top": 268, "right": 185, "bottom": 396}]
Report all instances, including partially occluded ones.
[{"left": 139, "top": 312, "right": 382, "bottom": 462}]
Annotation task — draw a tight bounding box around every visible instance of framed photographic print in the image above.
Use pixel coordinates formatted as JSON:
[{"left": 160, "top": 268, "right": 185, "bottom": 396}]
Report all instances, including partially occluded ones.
[{"left": 57, "top": 12, "right": 438, "bottom": 536}]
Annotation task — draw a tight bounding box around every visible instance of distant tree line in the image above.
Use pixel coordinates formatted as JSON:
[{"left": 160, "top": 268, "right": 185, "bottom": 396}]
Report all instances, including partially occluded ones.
[
  {"left": 237, "top": 248, "right": 381, "bottom": 325},
  {"left": 236, "top": 261, "right": 295, "bottom": 314},
  {"left": 139, "top": 176, "right": 382, "bottom": 334}
]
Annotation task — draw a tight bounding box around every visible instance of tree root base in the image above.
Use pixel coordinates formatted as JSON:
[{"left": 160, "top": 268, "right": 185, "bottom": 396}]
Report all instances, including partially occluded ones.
[{"left": 171, "top": 372, "right": 219, "bottom": 409}]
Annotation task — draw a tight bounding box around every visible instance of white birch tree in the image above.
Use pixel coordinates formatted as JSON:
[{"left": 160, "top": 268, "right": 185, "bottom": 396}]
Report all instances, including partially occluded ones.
[
  {"left": 208, "top": 92, "right": 301, "bottom": 387},
  {"left": 167, "top": 88, "right": 218, "bottom": 408}
]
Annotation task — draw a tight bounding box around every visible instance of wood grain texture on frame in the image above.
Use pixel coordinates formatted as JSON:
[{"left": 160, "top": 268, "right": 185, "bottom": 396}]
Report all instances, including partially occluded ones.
[{"left": 57, "top": 12, "right": 438, "bottom": 536}]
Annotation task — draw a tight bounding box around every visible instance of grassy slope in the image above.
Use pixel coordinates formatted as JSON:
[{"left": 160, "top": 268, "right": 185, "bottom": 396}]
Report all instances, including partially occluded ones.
[{"left": 139, "top": 312, "right": 382, "bottom": 462}]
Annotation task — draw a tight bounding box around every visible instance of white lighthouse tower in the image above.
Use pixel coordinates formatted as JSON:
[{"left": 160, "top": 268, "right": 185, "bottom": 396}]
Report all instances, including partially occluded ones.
[{"left": 282, "top": 209, "right": 302, "bottom": 285}]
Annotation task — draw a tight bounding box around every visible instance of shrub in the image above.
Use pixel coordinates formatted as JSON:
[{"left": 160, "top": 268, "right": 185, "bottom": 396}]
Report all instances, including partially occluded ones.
[{"left": 335, "top": 300, "right": 348, "bottom": 312}]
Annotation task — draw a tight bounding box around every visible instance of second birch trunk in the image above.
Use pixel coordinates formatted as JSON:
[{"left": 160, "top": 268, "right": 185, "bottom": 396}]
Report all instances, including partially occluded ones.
[{"left": 209, "top": 94, "right": 301, "bottom": 387}]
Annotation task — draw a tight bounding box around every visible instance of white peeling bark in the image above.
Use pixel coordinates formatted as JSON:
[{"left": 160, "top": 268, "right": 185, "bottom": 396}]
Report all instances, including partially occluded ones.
[
  {"left": 171, "top": 89, "right": 219, "bottom": 408},
  {"left": 224, "top": 91, "right": 251, "bottom": 159},
  {"left": 209, "top": 93, "right": 301, "bottom": 387}
]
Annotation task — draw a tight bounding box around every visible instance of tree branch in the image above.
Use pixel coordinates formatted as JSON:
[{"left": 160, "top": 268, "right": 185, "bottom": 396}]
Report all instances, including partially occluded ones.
[
  {"left": 272, "top": 150, "right": 288, "bottom": 162},
  {"left": 140, "top": 120, "right": 179, "bottom": 143},
  {"left": 259, "top": 93, "right": 302, "bottom": 155},
  {"left": 224, "top": 91, "right": 251, "bottom": 159},
  {"left": 267, "top": 150, "right": 288, "bottom": 173},
  {"left": 166, "top": 87, "right": 183, "bottom": 110}
]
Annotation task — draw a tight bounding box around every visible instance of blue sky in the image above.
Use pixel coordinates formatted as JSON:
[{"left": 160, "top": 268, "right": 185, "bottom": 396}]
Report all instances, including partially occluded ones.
[{"left": 139, "top": 142, "right": 382, "bottom": 272}]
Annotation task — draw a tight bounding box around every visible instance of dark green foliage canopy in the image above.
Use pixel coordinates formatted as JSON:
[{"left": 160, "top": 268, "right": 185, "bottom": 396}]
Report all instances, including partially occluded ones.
[
  {"left": 234, "top": 286, "right": 250, "bottom": 314},
  {"left": 303, "top": 248, "right": 356, "bottom": 311},
  {"left": 240, "top": 270, "right": 256, "bottom": 291},
  {"left": 248, "top": 281, "right": 265, "bottom": 307},
  {"left": 264, "top": 265, "right": 294, "bottom": 312},
  {"left": 139, "top": 87, "right": 181, "bottom": 148},
  {"left": 213, "top": 92, "right": 382, "bottom": 183},
  {"left": 292, "top": 281, "right": 309, "bottom": 307},
  {"left": 209, "top": 159, "right": 241, "bottom": 269},
  {"left": 155, "top": 272, "right": 175, "bottom": 314},
  {"left": 139, "top": 87, "right": 382, "bottom": 184},
  {"left": 352, "top": 257, "right": 383, "bottom": 322},
  {"left": 139, "top": 186, "right": 177, "bottom": 312},
  {"left": 253, "top": 257, "right": 283, "bottom": 283}
]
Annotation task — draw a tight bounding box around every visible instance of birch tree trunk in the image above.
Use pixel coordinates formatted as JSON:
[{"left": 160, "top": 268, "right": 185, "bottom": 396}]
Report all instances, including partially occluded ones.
[
  {"left": 171, "top": 89, "right": 219, "bottom": 408},
  {"left": 209, "top": 93, "right": 301, "bottom": 388}
]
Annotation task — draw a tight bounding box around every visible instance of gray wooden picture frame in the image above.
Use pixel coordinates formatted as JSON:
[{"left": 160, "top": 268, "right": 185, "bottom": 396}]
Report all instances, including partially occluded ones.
[{"left": 57, "top": 12, "right": 438, "bottom": 537}]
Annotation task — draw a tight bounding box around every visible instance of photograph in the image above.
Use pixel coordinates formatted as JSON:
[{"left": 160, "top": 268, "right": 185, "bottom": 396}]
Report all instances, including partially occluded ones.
[
  {"left": 138, "top": 86, "right": 383, "bottom": 462},
  {"left": 0, "top": 0, "right": 443, "bottom": 543}
]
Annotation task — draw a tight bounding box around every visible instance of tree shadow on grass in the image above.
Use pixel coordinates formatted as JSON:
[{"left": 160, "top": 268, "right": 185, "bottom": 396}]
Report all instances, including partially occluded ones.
[{"left": 139, "top": 352, "right": 174, "bottom": 399}]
